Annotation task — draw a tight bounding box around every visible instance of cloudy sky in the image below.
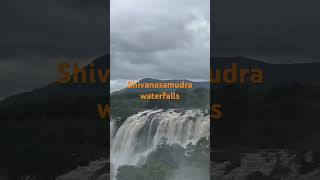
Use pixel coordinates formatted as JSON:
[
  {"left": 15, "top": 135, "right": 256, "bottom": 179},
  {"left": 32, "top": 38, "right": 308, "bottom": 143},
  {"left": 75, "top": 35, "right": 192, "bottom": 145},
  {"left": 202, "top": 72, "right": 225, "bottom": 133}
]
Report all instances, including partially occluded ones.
[
  {"left": 2, "top": 0, "right": 320, "bottom": 97},
  {"left": 0, "top": 0, "right": 107, "bottom": 99},
  {"left": 214, "top": 0, "right": 320, "bottom": 63},
  {"left": 110, "top": 0, "right": 210, "bottom": 92}
]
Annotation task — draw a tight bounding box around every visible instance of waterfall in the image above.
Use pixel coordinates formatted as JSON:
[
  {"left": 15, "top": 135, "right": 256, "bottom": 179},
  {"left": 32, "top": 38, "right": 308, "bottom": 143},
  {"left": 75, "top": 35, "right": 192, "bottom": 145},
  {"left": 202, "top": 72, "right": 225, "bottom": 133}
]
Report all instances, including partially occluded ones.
[
  {"left": 110, "top": 109, "right": 209, "bottom": 179},
  {"left": 110, "top": 120, "right": 116, "bottom": 147}
]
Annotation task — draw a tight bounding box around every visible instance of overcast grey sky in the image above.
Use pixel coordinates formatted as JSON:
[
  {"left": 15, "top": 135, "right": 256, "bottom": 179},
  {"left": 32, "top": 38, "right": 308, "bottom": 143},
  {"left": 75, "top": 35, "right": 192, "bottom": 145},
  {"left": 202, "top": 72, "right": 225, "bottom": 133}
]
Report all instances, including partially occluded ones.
[
  {"left": 214, "top": 0, "right": 320, "bottom": 61},
  {"left": 110, "top": 0, "right": 210, "bottom": 92},
  {"left": 0, "top": 0, "right": 107, "bottom": 99},
  {"left": 2, "top": 0, "right": 320, "bottom": 97}
]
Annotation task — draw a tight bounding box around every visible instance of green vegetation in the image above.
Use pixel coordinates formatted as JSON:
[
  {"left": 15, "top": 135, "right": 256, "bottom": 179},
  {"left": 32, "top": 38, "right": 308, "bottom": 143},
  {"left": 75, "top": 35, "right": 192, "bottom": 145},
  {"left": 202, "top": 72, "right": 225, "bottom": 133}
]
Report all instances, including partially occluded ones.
[
  {"left": 0, "top": 84, "right": 109, "bottom": 179},
  {"left": 111, "top": 88, "right": 210, "bottom": 122},
  {"left": 212, "top": 84, "right": 320, "bottom": 151},
  {"left": 116, "top": 163, "right": 174, "bottom": 180},
  {"left": 116, "top": 137, "right": 210, "bottom": 180}
]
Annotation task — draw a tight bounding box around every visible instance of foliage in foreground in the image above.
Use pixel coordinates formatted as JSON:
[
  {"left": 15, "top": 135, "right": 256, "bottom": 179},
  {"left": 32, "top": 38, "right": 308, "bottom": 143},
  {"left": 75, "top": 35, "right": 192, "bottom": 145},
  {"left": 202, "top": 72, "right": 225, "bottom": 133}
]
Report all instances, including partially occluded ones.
[{"left": 116, "top": 137, "right": 210, "bottom": 180}]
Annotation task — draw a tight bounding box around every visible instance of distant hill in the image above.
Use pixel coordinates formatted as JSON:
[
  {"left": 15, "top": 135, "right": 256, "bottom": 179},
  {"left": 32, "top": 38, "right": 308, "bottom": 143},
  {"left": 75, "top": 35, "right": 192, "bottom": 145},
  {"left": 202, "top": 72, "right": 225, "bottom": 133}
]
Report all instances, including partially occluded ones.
[
  {"left": 0, "top": 55, "right": 109, "bottom": 179},
  {"left": 211, "top": 57, "right": 320, "bottom": 151},
  {"left": 110, "top": 78, "right": 210, "bottom": 122},
  {"left": 212, "top": 56, "right": 320, "bottom": 87},
  {"left": 112, "top": 78, "right": 209, "bottom": 94}
]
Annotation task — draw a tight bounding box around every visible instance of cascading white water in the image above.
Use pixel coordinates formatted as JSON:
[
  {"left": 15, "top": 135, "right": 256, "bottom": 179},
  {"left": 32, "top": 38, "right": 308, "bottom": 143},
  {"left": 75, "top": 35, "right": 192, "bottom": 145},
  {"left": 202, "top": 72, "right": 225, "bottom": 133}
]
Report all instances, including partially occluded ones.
[
  {"left": 110, "top": 120, "right": 116, "bottom": 147},
  {"left": 110, "top": 109, "right": 209, "bottom": 179}
]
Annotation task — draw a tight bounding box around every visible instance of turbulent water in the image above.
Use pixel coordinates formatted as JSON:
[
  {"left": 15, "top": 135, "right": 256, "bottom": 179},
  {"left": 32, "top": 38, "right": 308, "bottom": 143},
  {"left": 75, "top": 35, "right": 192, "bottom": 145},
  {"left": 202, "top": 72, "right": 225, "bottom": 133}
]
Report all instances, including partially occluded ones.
[{"left": 110, "top": 109, "right": 210, "bottom": 179}]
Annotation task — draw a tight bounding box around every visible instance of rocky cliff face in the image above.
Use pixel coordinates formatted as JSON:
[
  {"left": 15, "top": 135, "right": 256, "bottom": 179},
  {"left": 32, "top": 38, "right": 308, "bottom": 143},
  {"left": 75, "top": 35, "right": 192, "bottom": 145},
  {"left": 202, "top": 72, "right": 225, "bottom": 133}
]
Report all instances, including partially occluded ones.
[
  {"left": 55, "top": 148, "right": 320, "bottom": 180},
  {"left": 211, "top": 149, "right": 320, "bottom": 180},
  {"left": 56, "top": 160, "right": 109, "bottom": 180}
]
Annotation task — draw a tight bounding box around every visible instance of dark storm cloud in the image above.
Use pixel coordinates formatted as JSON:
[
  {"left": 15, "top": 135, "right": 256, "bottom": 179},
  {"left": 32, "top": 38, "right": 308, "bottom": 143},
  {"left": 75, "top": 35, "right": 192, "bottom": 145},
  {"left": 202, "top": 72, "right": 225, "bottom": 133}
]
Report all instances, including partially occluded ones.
[
  {"left": 0, "top": 0, "right": 108, "bottom": 59},
  {"left": 0, "top": 0, "right": 107, "bottom": 99},
  {"left": 214, "top": 0, "right": 320, "bottom": 59}
]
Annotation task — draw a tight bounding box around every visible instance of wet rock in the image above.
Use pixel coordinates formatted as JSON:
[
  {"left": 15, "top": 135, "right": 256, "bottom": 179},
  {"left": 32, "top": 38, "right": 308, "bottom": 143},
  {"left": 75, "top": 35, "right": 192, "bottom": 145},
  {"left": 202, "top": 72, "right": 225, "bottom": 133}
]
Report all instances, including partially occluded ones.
[
  {"left": 211, "top": 149, "right": 320, "bottom": 180},
  {"left": 56, "top": 159, "right": 108, "bottom": 180}
]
